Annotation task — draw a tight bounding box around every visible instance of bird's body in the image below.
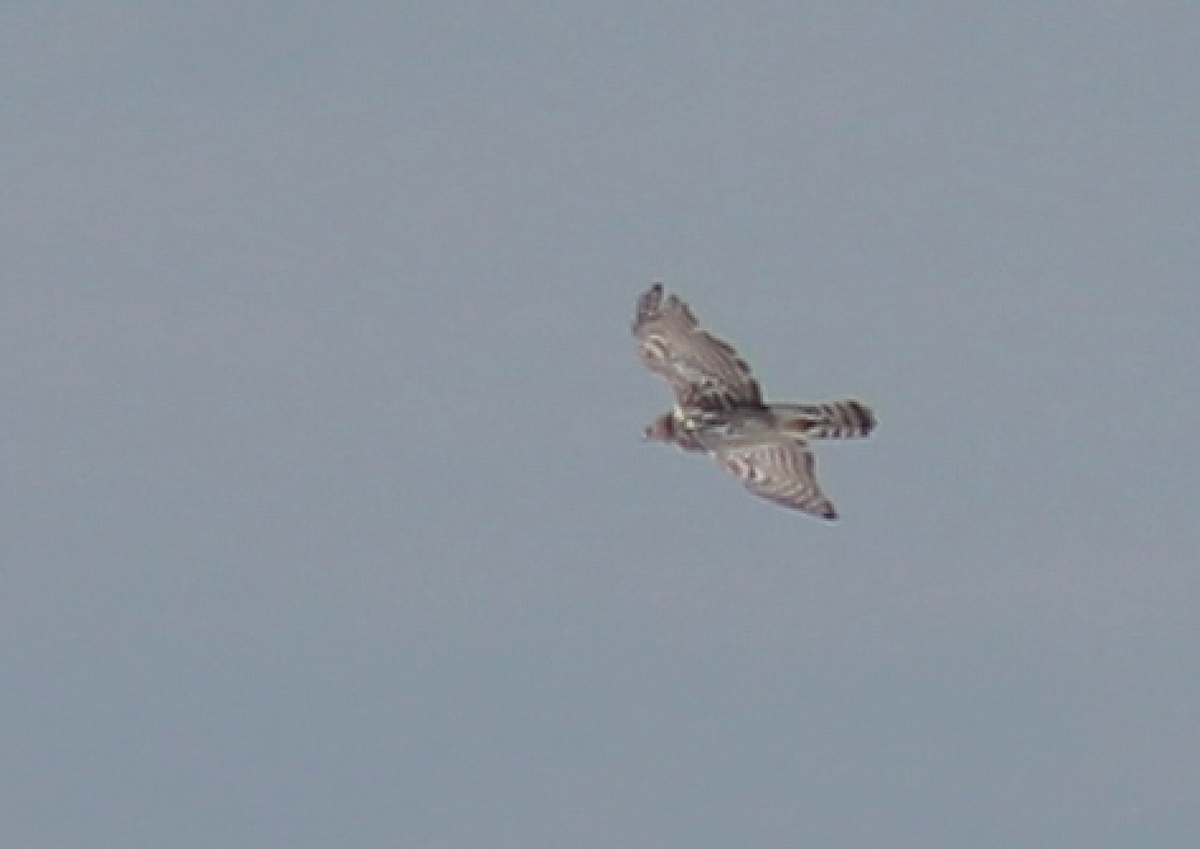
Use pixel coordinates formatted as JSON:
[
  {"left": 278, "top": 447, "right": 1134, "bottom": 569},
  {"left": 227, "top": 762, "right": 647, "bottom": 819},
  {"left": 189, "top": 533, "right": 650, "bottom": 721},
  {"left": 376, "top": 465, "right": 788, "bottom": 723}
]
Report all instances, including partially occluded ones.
[
  {"left": 684, "top": 401, "right": 876, "bottom": 444},
  {"left": 632, "top": 283, "right": 875, "bottom": 520}
]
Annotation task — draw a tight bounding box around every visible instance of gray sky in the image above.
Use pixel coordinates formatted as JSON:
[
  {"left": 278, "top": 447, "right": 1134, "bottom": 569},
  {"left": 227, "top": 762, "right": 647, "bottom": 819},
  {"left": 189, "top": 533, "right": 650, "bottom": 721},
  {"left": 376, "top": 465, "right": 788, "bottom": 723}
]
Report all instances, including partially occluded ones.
[{"left": 3, "top": 2, "right": 1199, "bottom": 847}]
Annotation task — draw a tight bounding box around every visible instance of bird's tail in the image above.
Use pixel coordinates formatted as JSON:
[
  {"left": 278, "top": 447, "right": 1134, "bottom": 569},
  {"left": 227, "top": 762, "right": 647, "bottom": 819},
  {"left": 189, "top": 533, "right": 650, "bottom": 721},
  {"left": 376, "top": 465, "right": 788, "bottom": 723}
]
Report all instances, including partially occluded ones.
[{"left": 773, "top": 399, "right": 876, "bottom": 439}]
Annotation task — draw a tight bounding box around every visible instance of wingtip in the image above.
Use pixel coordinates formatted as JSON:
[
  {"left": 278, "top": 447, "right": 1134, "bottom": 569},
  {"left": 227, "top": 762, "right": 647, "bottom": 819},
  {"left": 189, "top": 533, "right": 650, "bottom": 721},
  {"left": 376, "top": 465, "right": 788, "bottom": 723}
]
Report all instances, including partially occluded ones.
[{"left": 633, "top": 282, "right": 666, "bottom": 331}]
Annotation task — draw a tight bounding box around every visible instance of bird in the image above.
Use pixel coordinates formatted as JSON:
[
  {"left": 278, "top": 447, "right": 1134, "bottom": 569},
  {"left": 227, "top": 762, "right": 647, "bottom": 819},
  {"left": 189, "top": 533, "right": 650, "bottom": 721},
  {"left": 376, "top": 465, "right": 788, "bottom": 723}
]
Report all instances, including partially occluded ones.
[{"left": 633, "top": 283, "right": 875, "bottom": 520}]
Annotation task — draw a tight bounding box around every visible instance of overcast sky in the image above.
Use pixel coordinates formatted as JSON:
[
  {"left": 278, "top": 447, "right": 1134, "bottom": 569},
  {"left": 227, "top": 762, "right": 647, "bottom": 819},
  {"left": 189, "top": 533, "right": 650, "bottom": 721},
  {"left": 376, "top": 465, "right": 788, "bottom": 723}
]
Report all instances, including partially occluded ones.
[{"left": 3, "top": 2, "right": 1199, "bottom": 847}]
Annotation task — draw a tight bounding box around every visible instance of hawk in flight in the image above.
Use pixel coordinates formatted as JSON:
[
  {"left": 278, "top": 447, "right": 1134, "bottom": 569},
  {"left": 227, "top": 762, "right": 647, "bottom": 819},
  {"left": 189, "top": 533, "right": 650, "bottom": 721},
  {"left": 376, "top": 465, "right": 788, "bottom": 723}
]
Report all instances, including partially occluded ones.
[{"left": 633, "top": 283, "right": 875, "bottom": 520}]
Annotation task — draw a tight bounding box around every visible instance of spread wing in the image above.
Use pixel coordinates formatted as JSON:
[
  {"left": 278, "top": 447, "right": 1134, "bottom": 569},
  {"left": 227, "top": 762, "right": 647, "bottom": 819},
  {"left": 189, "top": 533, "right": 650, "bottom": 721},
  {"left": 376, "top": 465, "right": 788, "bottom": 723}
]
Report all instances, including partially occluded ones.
[
  {"left": 632, "top": 283, "right": 762, "bottom": 410},
  {"left": 715, "top": 436, "right": 837, "bottom": 520}
]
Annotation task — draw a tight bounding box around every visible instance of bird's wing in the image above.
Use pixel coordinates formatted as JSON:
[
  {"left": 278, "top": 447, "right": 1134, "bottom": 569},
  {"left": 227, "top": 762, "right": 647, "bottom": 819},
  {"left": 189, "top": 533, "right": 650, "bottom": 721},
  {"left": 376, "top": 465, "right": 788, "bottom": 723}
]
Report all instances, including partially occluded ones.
[
  {"left": 632, "top": 283, "right": 762, "bottom": 410},
  {"left": 716, "top": 436, "right": 837, "bottom": 520}
]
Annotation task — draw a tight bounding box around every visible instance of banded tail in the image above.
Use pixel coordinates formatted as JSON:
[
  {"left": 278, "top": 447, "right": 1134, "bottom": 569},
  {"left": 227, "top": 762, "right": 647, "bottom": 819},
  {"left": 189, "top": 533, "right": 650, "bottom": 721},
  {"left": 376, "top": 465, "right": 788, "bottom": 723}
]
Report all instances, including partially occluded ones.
[{"left": 775, "top": 399, "right": 876, "bottom": 439}]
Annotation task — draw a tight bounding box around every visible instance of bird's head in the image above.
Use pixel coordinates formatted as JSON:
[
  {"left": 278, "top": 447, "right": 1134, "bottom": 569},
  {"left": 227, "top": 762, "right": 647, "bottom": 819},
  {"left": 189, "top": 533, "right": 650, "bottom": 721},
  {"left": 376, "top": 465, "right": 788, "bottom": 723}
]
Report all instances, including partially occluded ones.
[
  {"left": 644, "top": 411, "right": 707, "bottom": 453},
  {"left": 643, "top": 412, "right": 678, "bottom": 442}
]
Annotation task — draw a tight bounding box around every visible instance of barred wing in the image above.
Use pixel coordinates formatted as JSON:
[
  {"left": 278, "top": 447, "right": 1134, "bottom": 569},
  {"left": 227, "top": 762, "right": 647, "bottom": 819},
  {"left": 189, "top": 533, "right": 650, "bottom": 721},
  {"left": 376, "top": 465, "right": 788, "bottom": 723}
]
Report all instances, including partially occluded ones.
[
  {"left": 632, "top": 283, "right": 761, "bottom": 410},
  {"left": 716, "top": 437, "right": 837, "bottom": 520}
]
